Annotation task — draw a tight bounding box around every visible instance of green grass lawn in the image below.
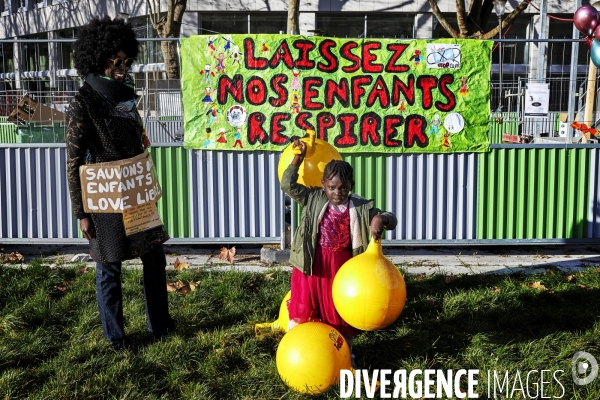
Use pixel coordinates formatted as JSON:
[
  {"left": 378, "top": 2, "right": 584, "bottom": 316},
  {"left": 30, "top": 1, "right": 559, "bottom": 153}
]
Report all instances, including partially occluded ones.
[{"left": 1, "top": 260, "right": 600, "bottom": 399}]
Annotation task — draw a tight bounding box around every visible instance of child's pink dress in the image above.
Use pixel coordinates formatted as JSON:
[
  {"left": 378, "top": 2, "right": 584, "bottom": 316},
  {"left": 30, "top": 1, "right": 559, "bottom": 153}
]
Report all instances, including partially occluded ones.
[{"left": 288, "top": 201, "right": 360, "bottom": 338}]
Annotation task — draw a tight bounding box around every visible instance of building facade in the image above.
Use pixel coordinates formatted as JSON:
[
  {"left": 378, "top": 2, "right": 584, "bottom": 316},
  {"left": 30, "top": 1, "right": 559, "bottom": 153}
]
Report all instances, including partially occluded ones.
[{"left": 0, "top": 0, "right": 590, "bottom": 113}]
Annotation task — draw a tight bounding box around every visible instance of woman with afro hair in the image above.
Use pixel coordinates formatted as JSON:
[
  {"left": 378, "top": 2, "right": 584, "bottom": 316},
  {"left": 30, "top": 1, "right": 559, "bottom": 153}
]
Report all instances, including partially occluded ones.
[{"left": 66, "top": 16, "right": 174, "bottom": 350}]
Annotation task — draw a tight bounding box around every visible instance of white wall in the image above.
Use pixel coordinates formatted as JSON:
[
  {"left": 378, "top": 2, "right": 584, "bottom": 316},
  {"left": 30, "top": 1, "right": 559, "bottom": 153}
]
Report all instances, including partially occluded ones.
[{"left": 0, "top": 0, "right": 581, "bottom": 39}]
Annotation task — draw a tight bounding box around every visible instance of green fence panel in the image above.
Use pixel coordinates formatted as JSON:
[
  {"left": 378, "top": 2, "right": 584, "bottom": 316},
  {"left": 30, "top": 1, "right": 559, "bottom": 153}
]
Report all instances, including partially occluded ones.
[
  {"left": 150, "top": 146, "right": 190, "bottom": 238},
  {"left": 0, "top": 123, "right": 16, "bottom": 143},
  {"left": 293, "top": 154, "right": 389, "bottom": 232},
  {"left": 17, "top": 124, "right": 66, "bottom": 143},
  {"left": 477, "top": 147, "right": 591, "bottom": 239},
  {"left": 343, "top": 153, "right": 388, "bottom": 211}
]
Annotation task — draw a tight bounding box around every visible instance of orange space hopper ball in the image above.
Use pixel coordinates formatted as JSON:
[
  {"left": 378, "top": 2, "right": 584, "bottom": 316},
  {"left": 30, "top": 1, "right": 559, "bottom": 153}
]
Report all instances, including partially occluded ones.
[
  {"left": 332, "top": 238, "right": 407, "bottom": 331},
  {"left": 276, "top": 322, "right": 352, "bottom": 394},
  {"left": 277, "top": 129, "right": 342, "bottom": 187}
]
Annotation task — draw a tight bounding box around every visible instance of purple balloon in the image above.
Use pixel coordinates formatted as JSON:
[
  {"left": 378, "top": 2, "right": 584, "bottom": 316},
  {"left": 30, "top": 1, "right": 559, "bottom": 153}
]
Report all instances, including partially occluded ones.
[
  {"left": 574, "top": 5, "right": 600, "bottom": 36},
  {"left": 595, "top": 25, "right": 600, "bottom": 42}
]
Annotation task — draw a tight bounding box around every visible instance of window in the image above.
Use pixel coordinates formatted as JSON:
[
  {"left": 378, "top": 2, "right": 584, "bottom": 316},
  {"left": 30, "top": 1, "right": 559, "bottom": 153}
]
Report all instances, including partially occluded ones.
[
  {"left": 128, "top": 16, "right": 163, "bottom": 64},
  {"left": 249, "top": 12, "right": 286, "bottom": 34},
  {"left": 548, "top": 17, "right": 588, "bottom": 66},
  {"left": 316, "top": 13, "right": 365, "bottom": 38},
  {"left": 0, "top": 41, "right": 14, "bottom": 74},
  {"left": 489, "top": 16, "right": 530, "bottom": 65},
  {"left": 57, "top": 29, "right": 75, "bottom": 70},
  {"left": 199, "top": 13, "right": 248, "bottom": 35},
  {"left": 20, "top": 33, "right": 49, "bottom": 71},
  {"left": 366, "top": 14, "right": 414, "bottom": 38}
]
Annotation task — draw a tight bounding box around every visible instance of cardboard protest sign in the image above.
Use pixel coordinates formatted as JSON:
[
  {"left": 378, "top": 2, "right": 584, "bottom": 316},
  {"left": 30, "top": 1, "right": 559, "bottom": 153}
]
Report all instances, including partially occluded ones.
[
  {"left": 122, "top": 202, "right": 163, "bottom": 236},
  {"left": 79, "top": 150, "right": 163, "bottom": 235},
  {"left": 180, "top": 35, "right": 492, "bottom": 153}
]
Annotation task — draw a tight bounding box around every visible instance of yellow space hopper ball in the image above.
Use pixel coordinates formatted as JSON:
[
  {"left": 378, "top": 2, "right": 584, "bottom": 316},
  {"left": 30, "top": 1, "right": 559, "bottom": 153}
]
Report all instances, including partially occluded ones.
[
  {"left": 276, "top": 321, "right": 352, "bottom": 395},
  {"left": 277, "top": 129, "right": 342, "bottom": 187},
  {"left": 254, "top": 290, "right": 291, "bottom": 334},
  {"left": 332, "top": 238, "right": 406, "bottom": 331}
]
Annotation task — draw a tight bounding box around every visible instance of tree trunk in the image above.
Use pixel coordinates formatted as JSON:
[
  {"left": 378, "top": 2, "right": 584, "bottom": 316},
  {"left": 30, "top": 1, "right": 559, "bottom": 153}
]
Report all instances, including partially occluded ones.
[
  {"left": 160, "top": 40, "right": 180, "bottom": 79},
  {"left": 287, "top": 0, "right": 300, "bottom": 34},
  {"left": 147, "top": 0, "right": 187, "bottom": 79},
  {"left": 427, "top": 0, "right": 528, "bottom": 39}
]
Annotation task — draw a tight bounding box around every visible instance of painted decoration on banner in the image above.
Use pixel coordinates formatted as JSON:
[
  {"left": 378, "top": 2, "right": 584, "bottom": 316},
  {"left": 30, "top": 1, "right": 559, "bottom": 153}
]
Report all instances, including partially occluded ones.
[
  {"left": 181, "top": 35, "right": 492, "bottom": 153},
  {"left": 426, "top": 44, "right": 461, "bottom": 69}
]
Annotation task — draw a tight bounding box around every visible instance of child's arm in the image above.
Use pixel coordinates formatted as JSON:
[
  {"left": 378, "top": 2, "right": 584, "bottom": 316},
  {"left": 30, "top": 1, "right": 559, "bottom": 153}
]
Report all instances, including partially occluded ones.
[
  {"left": 369, "top": 209, "right": 398, "bottom": 240},
  {"left": 280, "top": 140, "right": 311, "bottom": 207}
]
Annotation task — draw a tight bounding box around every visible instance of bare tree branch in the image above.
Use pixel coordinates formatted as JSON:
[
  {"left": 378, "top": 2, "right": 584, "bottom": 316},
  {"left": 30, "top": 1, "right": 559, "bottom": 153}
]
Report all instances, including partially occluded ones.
[
  {"left": 427, "top": 0, "right": 460, "bottom": 37},
  {"left": 145, "top": 0, "right": 187, "bottom": 79},
  {"left": 481, "top": 1, "right": 529, "bottom": 40},
  {"left": 456, "top": 0, "right": 468, "bottom": 37},
  {"left": 468, "top": 0, "right": 483, "bottom": 31},
  {"left": 428, "top": 0, "right": 528, "bottom": 39}
]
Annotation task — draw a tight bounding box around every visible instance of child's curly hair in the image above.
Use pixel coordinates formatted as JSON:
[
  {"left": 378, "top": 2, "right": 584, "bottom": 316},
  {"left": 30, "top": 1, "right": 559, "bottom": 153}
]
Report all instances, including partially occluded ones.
[
  {"left": 73, "top": 16, "right": 139, "bottom": 77},
  {"left": 323, "top": 160, "right": 355, "bottom": 189}
]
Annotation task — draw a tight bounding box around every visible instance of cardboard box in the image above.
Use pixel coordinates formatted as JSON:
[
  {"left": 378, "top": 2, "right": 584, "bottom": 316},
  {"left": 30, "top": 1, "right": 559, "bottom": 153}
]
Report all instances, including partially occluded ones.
[
  {"left": 79, "top": 150, "right": 163, "bottom": 235},
  {"left": 7, "top": 95, "right": 65, "bottom": 125}
]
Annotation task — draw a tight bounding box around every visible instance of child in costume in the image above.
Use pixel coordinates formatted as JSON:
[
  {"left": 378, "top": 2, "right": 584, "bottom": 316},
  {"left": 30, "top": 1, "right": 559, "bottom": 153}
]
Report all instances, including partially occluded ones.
[{"left": 280, "top": 139, "right": 397, "bottom": 364}]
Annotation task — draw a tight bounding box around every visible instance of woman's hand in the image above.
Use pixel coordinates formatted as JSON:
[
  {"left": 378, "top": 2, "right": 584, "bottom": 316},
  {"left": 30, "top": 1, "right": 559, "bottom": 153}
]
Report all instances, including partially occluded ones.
[
  {"left": 370, "top": 215, "right": 385, "bottom": 240},
  {"left": 80, "top": 217, "right": 96, "bottom": 240}
]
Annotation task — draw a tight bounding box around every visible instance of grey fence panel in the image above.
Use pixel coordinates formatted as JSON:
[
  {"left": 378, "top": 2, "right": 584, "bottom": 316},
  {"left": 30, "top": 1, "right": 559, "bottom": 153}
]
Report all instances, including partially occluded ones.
[
  {"left": 590, "top": 148, "right": 600, "bottom": 239},
  {"left": 0, "top": 145, "right": 78, "bottom": 240},
  {"left": 189, "top": 150, "right": 284, "bottom": 242},
  {"left": 144, "top": 117, "right": 183, "bottom": 144},
  {"left": 386, "top": 153, "right": 478, "bottom": 241}
]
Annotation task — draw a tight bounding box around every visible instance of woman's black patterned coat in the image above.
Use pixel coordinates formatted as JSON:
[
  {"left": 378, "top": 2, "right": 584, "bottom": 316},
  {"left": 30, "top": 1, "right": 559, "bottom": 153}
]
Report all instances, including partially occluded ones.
[{"left": 66, "top": 81, "right": 169, "bottom": 262}]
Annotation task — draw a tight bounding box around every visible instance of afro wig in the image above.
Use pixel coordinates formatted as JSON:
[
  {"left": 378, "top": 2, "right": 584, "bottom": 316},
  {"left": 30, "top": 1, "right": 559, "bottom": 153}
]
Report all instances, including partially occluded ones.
[{"left": 73, "top": 16, "right": 139, "bottom": 77}]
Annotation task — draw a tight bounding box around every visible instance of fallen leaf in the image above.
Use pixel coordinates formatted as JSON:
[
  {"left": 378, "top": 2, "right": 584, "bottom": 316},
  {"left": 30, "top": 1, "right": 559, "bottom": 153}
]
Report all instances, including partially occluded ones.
[
  {"left": 493, "top": 287, "right": 501, "bottom": 293},
  {"left": 179, "top": 286, "right": 190, "bottom": 296},
  {"left": 264, "top": 273, "right": 274, "bottom": 281},
  {"left": 54, "top": 281, "right": 72, "bottom": 292},
  {"left": 596, "top": 268, "right": 600, "bottom": 274},
  {"left": 189, "top": 281, "right": 201, "bottom": 291},
  {"left": 578, "top": 284, "right": 592, "bottom": 290},
  {"left": 166, "top": 283, "right": 179, "bottom": 292},
  {"left": 219, "top": 247, "right": 236, "bottom": 264},
  {"left": 0, "top": 252, "right": 24, "bottom": 264},
  {"left": 566, "top": 275, "right": 575, "bottom": 282},
  {"left": 174, "top": 280, "right": 186, "bottom": 290},
  {"left": 79, "top": 267, "right": 88, "bottom": 274},
  {"left": 173, "top": 257, "right": 191, "bottom": 271},
  {"left": 527, "top": 281, "right": 547, "bottom": 291}
]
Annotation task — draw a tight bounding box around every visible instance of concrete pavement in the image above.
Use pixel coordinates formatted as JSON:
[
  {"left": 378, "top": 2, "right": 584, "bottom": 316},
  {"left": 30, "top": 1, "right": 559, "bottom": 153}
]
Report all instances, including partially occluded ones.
[{"left": 2, "top": 242, "right": 600, "bottom": 275}]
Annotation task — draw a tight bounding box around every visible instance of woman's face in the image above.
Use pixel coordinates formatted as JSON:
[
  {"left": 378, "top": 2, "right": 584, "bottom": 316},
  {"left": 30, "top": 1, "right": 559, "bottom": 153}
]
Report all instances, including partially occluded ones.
[{"left": 104, "top": 50, "right": 130, "bottom": 82}]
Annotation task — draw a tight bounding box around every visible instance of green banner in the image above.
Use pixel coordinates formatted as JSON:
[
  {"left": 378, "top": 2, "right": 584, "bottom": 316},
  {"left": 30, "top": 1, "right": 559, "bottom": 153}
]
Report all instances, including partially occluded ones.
[{"left": 181, "top": 35, "right": 492, "bottom": 153}]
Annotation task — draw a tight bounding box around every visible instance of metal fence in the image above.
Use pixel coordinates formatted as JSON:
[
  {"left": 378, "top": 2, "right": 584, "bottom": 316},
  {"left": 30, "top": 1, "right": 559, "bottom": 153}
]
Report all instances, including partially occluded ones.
[
  {"left": 0, "top": 37, "right": 597, "bottom": 145},
  {"left": 2, "top": 37, "right": 600, "bottom": 246}
]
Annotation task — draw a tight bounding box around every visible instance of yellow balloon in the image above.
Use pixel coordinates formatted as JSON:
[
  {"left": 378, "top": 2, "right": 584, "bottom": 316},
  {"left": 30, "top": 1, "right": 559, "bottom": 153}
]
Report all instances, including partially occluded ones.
[
  {"left": 277, "top": 129, "right": 342, "bottom": 187},
  {"left": 276, "top": 322, "right": 352, "bottom": 394},
  {"left": 332, "top": 238, "right": 406, "bottom": 331},
  {"left": 255, "top": 290, "right": 291, "bottom": 333}
]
